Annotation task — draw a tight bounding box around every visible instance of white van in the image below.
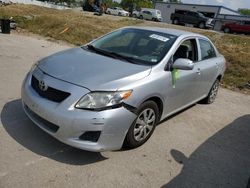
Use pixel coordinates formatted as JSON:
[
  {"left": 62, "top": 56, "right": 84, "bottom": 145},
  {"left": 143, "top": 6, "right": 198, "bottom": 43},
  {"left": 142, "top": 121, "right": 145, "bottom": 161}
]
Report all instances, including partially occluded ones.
[{"left": 139, "top": 9, "right": 162, "bottom": 22}]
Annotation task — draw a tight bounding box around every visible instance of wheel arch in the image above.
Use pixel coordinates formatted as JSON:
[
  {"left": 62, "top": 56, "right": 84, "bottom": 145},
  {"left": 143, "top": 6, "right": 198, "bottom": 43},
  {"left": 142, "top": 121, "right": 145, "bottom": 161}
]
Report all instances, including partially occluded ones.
[
  {"left": 217, "top": 74, "right": 222, "bottom": 81},
  {"left": 142, "top": 96, "right": 164, "bottom": 121}
]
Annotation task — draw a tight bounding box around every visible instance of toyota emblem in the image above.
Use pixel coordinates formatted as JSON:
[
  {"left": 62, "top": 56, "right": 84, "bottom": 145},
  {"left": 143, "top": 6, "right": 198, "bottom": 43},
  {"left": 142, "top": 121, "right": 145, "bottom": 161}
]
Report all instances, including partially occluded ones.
[{"left": 39, "top": 80, "right": 48, "bottom": 91}]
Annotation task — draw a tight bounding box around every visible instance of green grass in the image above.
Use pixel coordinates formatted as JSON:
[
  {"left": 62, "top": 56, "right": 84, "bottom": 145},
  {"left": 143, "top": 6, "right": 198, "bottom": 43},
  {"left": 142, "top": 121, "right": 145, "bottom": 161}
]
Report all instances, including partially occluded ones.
[{"left": 1, "top": 4, "right": 249, "bottom": 94}]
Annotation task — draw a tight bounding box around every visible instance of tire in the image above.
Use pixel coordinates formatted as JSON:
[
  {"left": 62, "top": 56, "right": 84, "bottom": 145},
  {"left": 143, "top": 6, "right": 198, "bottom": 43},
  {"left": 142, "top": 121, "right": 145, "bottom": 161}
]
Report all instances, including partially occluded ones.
[
  {"left": 173, "top": 18, "right": 179, "bottom": 25},
  {"left": 118, "top": 12, "right": 121, "bottom": 16},
  {"left": 132, "top": 14, "right": 137, "bottom": 18},
  {"left": 201, "top": 79, "right": 220, "bottom": 104},
  {"left": 139, "top": 15, "right": 143, "bottom": 19},
  {"left": 198, "top": 22, "right": 205, "bottom": 29},
  {"left": 152, "top": 18, "right": 156, "bottom": 22},
  {"left": 224, "top": 27, "right": 230, "bottom": 33},
  {"left": 124, "top": 101, "right": 159, "bottom": 149},
  {"left": 108, "top": 11, "right": 111, "bottom": 15}
]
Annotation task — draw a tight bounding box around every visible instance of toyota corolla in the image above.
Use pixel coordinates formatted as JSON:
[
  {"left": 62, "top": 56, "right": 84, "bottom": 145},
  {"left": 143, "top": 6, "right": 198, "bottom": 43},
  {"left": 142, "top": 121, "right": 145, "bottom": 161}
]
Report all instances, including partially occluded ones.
[{"left": 21, "top": 27, "right": 226, "bottom": 152}]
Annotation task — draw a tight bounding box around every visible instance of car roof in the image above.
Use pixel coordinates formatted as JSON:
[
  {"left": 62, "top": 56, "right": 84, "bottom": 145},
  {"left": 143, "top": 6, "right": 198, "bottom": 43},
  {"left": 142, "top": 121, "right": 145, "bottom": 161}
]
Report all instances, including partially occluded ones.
[{"left": 124, "top": 26, "right": 204, "bottom": 38}]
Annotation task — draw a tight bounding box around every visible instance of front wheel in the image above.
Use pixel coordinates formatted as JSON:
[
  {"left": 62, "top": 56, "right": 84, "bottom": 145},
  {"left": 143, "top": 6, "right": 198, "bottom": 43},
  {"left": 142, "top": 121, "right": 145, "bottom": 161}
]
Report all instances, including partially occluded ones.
[
  {"left": 124, "top": 101, "right": 159, "bottom": 149},
  {"left": 224, "top": 27, "right": 230, "bottom": 33},
  {"left": 201, "top": 79, "right": 220, "bottom": 104},
  {"left": 173, "top": 18, "right": 179, "bottom": 25},
  {"left": 139, "top": 15, "right": 143, "bottom": 19}
]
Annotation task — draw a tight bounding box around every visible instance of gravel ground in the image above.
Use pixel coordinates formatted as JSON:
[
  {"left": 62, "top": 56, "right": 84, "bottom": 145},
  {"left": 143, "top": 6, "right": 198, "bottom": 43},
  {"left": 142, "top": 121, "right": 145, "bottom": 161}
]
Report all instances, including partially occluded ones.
[{"left": 0, "top": 33, "right": 250, "bottom": 188}]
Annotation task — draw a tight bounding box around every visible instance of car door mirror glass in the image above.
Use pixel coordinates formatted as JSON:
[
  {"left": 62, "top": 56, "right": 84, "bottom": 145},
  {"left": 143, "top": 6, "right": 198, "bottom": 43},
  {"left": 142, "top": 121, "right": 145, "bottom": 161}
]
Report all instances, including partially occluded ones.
[{"left": 172, "top": 58, "right": 194, "bottom": 70}]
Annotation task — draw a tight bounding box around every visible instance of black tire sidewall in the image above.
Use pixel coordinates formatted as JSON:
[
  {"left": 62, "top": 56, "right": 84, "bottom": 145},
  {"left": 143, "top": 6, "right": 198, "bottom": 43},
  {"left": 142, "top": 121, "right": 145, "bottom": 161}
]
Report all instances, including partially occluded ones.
[
  {"left": 124, "top": 101, "right": 159, "bottom": 148},
  {"left": 173, "top": 19, "right": 178, "bottom": 24},
  {"left": 207, "top": 79, "right": 220, "bottom": 104},
  {"left": 224, "top": 27, "right": 230, "bottom": 33},
  {"left": 199, "top": 22, "right": 205, "bottom": 29}
]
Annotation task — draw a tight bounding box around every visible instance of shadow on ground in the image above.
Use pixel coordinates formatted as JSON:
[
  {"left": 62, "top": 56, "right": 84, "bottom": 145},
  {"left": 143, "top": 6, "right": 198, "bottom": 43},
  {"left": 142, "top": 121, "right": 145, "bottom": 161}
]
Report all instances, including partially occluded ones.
[
  {"left": 162, "top": 114, "right": 250, "bottom": 188},
  {"left": 1, "top": 99, "right": 107, "bottom": 165}
]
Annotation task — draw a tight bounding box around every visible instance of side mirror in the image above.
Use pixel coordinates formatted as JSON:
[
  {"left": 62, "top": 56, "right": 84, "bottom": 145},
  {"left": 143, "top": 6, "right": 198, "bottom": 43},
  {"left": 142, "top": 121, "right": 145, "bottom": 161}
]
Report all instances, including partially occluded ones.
[{"left": 172, "top": 58, "right": 194, "bottom": 70}]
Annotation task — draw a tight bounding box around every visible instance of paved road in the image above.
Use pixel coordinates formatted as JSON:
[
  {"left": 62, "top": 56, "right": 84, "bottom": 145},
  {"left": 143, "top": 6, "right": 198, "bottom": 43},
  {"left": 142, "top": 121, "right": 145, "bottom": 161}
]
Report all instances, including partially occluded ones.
[{"left": 0, "top": 33, "right": 250, "bottom": 188}]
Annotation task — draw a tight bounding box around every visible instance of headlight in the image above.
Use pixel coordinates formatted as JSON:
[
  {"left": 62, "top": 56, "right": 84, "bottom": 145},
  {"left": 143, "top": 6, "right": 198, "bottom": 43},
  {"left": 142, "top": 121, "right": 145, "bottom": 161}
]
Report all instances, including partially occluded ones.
[{"left": 75, "top": 90, "right": 132, "bottom": 110}]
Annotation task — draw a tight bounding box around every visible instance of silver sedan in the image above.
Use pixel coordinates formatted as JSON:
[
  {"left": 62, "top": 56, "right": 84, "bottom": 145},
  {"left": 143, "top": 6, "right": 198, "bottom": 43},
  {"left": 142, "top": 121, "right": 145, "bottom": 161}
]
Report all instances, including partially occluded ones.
[{"left": 21, "top": 27, "right": 226, "bottom": 152}]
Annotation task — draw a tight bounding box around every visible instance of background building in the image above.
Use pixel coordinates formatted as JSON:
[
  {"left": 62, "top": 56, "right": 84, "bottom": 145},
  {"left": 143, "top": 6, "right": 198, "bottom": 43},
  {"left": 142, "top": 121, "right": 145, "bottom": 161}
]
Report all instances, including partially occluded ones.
[{"left": 155, "top": 2, "right": 250, "bottom": 30}]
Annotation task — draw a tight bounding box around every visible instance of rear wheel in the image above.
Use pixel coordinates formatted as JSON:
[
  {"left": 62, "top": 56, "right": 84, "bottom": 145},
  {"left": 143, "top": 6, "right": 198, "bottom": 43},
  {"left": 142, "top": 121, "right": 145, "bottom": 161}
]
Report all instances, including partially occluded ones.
[
  {"left": 118, "top": 12, "right": 121, "bottom": 16},
  {"left": 108, "top": 11, "right": 111, "bottom": 14},
  {"left": 201, "top": 79, "right": 220, "bottom": 104},
  {"left": 124, "top": 101, "right": 159, "bottom": 149},
  {"left": 139, "top": 15, "right": 143, "bottom": 19}
]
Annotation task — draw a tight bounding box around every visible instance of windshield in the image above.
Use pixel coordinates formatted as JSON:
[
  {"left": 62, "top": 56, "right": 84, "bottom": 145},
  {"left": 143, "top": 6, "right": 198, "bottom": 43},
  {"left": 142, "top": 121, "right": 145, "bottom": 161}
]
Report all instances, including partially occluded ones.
[{"left": 89, "top": 28, "right": 177, "bottom": 66}]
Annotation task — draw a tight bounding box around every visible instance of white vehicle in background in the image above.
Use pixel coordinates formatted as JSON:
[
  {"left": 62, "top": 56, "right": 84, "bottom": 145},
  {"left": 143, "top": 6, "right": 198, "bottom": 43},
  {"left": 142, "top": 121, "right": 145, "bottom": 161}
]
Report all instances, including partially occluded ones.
[
  {"left": 132, "top": 9, "right": 141, "bottom": 18},
  {"left": 106, "top": 7, "right": 129, "bottom": 17},
  {"left": 139, "top": 9, "right": 162, "bottom": 22}
]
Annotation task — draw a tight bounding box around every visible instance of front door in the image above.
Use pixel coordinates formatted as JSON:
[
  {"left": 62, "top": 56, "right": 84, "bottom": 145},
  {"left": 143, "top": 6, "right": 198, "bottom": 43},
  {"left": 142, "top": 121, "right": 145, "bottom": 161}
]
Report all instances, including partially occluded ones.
[{"left": 163, "top": 38, "right": 201, "bottom": 116}]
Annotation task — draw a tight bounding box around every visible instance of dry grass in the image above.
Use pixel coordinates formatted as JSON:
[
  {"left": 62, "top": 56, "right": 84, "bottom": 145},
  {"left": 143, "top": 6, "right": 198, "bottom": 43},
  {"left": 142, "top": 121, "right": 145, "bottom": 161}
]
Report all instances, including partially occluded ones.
[
  {"left": 0, "top": 5, "right": 142, "bottom": 44},
  {"left": 0, "top": 4, "right": 249, "bottom": 93}
]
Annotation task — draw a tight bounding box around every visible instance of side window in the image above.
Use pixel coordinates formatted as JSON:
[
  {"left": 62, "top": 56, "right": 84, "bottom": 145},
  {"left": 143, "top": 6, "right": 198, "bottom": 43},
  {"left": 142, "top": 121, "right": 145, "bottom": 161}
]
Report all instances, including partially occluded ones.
[
  {"left": 199, "top": 39, "right": 216, "bottom": 60},
  {"left": 173, "top": 39, "right": 198, "bottom": 62}
]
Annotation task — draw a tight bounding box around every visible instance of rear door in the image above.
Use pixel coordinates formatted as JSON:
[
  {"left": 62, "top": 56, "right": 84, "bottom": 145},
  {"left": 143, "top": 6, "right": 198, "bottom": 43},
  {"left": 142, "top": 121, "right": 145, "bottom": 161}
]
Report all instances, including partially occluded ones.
[
  {"left": 196, "top": 38, "right": 220, "bottom": 97},
  {"left": 240, "top": 21, "right": 250, "bottom": 33}
]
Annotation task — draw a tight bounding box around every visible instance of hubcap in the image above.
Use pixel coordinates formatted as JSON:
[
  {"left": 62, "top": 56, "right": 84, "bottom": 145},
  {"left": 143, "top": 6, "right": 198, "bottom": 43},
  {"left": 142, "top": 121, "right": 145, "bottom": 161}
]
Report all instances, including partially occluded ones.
[
  {"left": 209, "top": 81, "right": 219, "bottom": 102},
  {"left": 133, "top": 108, "right": 156, "bottom": 141}
]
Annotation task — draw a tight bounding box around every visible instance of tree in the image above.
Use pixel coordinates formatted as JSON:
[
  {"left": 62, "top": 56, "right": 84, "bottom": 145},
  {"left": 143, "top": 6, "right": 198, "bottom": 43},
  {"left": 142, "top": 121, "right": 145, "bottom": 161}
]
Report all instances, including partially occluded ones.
[
  {"left": 238, "top": 8, "right": 250, "bottom": 16},
  {"left": 120, "top": 0, "right": 153, "bottom": 9},
  {"left": 103, "top": 0, "right": 120, "bottom": 7}
]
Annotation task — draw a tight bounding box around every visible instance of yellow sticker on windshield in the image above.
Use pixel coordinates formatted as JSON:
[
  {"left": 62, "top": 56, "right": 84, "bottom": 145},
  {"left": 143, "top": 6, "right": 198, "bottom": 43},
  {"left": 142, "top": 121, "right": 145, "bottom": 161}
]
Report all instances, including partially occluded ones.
[{"left": 150, "top": 34, "right": 169, "bottom": 42}]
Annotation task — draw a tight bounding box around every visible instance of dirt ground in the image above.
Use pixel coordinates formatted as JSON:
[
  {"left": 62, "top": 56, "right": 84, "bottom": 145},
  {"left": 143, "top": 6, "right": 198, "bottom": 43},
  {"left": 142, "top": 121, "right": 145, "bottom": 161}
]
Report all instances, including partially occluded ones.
[{"left": 0, "top": 33, "right": 250, "bottom": 188}]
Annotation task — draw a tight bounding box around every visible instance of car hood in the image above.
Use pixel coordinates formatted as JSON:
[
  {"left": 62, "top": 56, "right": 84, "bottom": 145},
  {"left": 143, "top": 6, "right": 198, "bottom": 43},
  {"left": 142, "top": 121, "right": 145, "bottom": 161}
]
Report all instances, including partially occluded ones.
[{"left": 38, "top": 47, "right": 151, "bottom": 91}]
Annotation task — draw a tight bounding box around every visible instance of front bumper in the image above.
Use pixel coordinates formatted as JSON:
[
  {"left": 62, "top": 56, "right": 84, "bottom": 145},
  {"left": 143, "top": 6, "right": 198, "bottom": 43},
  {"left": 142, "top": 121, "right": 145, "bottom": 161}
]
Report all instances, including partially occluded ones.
[{"left": 21, "top": 70, "right": 137, "bottom": 152}]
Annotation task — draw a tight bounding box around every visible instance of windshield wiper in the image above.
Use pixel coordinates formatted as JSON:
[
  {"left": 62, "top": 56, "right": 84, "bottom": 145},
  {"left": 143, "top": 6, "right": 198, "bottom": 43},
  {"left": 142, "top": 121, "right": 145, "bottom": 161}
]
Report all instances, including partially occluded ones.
[
  {"left": 108, "top": 52, "right": 138, "bottom": 64},
  {"left": 85, "top": 45, "right": 138, "bottom": 64}
]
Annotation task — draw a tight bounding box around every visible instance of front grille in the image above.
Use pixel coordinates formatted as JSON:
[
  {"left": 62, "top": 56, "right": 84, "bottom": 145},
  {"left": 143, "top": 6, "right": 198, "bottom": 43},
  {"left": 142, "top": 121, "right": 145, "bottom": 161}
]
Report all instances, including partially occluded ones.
[
  {"left": 24, "top": 104, "right": 59, "bottom": 133},
  {"left": 31, "top": 75, "right": 70, "bottom": 103}
]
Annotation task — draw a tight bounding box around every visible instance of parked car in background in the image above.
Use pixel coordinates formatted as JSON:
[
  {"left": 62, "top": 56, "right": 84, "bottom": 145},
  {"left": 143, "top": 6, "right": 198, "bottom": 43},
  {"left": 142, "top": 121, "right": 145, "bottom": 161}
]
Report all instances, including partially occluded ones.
[
  {"left": 106, "top": 7, "right": 129, "bottom": 17},
  {"left": 171, "top": 10, "right": 214, "bottom": 29},
  {"left": 22, "top": 27, "right": 226, "bottom": 152},
  {"left": 0, "top": 18, "right": 16, "bottom": 29},
  {"left": 222, "top": 21, "right": 250, "bottom": 34},
  {"left": 132, "top": 8, "right": 141, "bottom": 18},
  {"left": 139, "top": 9, "right": 162, "bottom": 22}
]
